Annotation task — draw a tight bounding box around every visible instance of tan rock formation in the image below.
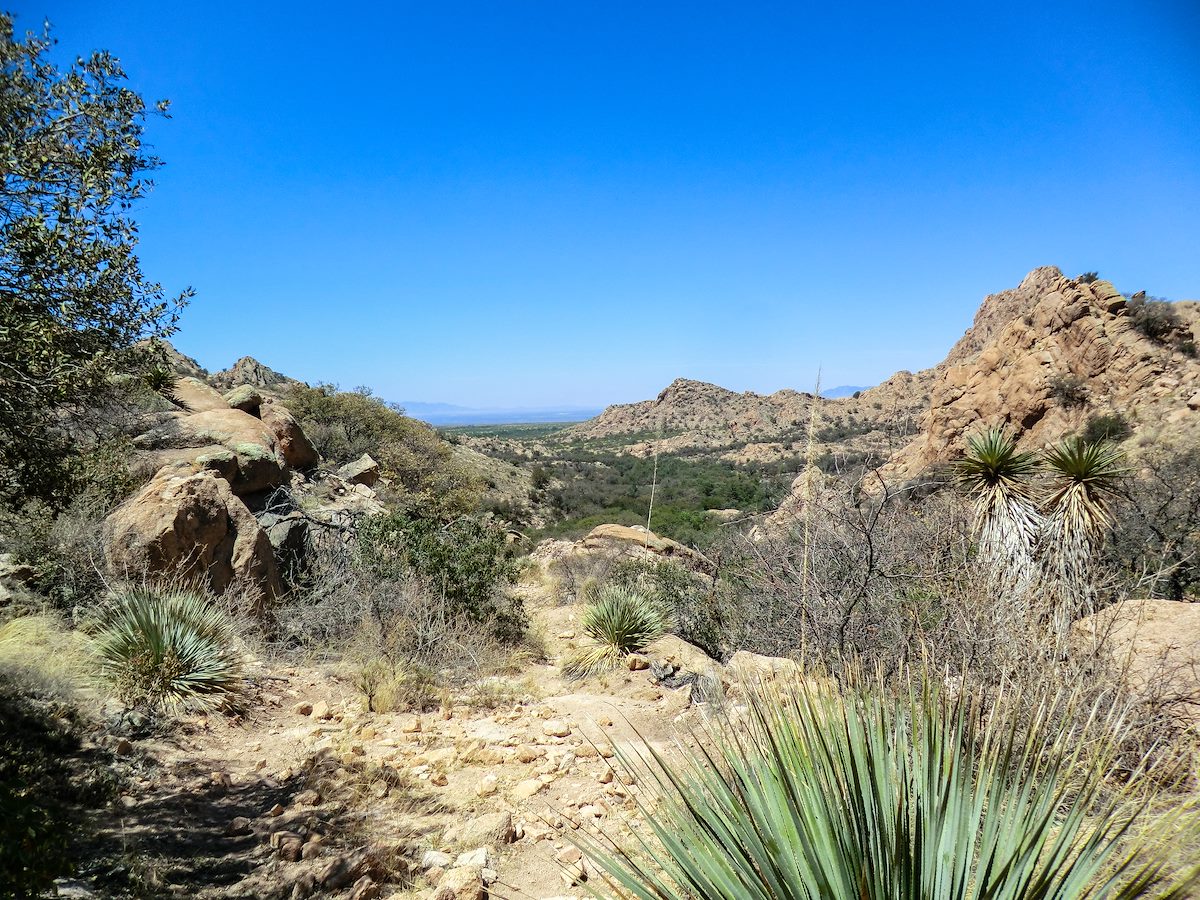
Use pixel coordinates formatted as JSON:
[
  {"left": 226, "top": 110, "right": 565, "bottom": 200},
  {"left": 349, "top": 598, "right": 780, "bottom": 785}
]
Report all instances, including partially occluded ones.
[
  {"left": 134, "top": 407, "right": 287, "bottom": 495},
  {"left": 170, "top": 376, "right": 230, "bottom": 413},
  {"left": 889, "top": 267, "right": 1200, "bottom": 479},
  {"left": 1074, "top": 598, "right": 1200, "bottom": 725},
  {"left": 209, "top": 355, "right": 294, "bottom": 391},
  {"left": 581, "top": 524, "right": 715, "bottom": 574},
  {"left": 104, "top": 466, "right": 281, "bottom": 605},
  {"left": 260, "top": 397, "right": 319, "bottom": 470}
]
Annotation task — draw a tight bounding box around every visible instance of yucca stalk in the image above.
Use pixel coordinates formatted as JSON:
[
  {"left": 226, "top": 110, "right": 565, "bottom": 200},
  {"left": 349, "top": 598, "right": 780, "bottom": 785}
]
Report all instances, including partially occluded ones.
[
  {"left": 577, "top": 677, "right": 1200, "bottom": 899},
  {"left": 1041, "top": 438, "right": 1128, "bottom": 632},
  {"left": 955, "top": 427, "right": 1044, "bottom": 607},
  {"left": 91, "top": 588, "right": 243, "bottom": 710},
  {"left": 562, "top": 585, "right": 668, "bottom": 679}
]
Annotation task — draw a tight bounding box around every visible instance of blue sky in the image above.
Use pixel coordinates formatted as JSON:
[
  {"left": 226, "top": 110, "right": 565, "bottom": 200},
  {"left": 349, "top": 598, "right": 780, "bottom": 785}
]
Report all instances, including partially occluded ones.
[{"left": 18, "top": 1, "right": 1200, "bottom": 407}]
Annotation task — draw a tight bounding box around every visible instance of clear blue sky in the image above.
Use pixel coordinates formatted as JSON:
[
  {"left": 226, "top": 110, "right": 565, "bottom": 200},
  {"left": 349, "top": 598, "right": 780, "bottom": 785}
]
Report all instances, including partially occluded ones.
[{"left": 17, "top": 1, "right": 1200, "bottom": 407}]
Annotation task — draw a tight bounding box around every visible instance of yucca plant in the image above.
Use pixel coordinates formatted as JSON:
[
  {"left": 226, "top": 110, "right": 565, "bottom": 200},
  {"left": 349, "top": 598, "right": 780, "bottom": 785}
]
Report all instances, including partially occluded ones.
[
  {"left": 1041, "top": 437, "right": 1129, "bottom": 630},
  {"left": 143, "top": 366, "right": 187, "bottom": 409},
  {"left": 562, "top": 584, "right": 668, "bottom": 679},
  {"left": 91, "top": 588, "right": 243, "bottom": 710},
  {"left": 579, "top": 677, "right": 1200, "bottom": 899},
  {"left": 955, "top": 427, "right": 1044, "bottom": 604}
]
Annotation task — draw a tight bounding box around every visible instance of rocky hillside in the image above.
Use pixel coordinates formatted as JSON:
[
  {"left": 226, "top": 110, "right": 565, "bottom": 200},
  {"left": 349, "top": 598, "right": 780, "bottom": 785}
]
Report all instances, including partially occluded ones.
[
  {"left": 564, "top": 371, "right": 934, "bottom": 464},
  {"left": 887, "top": 267, "right": 1200, "bottom": 479}
]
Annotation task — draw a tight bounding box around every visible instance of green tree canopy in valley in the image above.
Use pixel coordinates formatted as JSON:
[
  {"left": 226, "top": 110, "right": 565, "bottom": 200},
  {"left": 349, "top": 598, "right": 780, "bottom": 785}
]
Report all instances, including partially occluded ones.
[{"left": 0, "top": 15, "right": 189, "bottom": 506}]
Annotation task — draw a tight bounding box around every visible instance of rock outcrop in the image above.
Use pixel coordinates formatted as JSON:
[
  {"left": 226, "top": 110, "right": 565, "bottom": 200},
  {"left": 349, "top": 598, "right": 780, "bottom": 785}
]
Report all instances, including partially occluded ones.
[
  {"left": 1075, "top": 598, "right": 1200, "bottom": 725},
  {"left": 533, "top": 523, "right": 716, "bottom": 577},
  {"left": 260, "top": 397, "right": 319, "bottom": 470},
  {"left": 209, "top": 356, "right": 294, "bottom": 391},
  {"left": 887, "top": 267, "right": 1200, "bottom": 479},
  {"left": 104, "top": 466, "right": 282, "bottom": 605}
]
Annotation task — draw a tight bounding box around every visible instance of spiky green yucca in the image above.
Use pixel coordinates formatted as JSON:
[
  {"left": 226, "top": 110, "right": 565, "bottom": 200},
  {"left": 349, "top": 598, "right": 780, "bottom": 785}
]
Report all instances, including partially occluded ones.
[
  {"left": 91, "top": 589, "right": 243, "bottom": 710},
  {"left": 1042, "top": 438, "right": 1128, "bottom": 628},
  {"left": 956, "top": 427, "right": 1044, "bottom": 602},
  {"left": 563, "top": 585, "right": 667, "bottom": 678},
  {"left": 580, "top": 679, "right": 1200, "bottom": 900}
]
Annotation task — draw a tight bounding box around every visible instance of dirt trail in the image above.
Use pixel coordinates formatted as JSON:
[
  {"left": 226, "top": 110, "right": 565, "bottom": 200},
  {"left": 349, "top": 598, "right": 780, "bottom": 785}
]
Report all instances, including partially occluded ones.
[{"left": 73, "top": 566, "right": 711, "bottom": 899}]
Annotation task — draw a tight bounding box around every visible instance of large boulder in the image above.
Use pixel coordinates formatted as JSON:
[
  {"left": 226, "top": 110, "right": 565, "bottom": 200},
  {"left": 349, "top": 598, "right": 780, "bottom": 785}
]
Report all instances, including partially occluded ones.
[
  {"left": 104, "top": 466, "right": 281, "bottom": 606},
  {"left": 1074, "top": 598, "right": 1200, "bottom": 724},
  {"left": 581, "top": 523, "right": 716, "bottom": 575},
  {"left": 170, "top": 377, "right": 230, "bottom": 414},
  {"left": 133, "top": 408, "right": 287, "bottom": 495},
  {"left": 338, "top": 453, "right": 380, "bottom": 487},
  {"left": 260, "top": 397, "right": 319, "bottom": 470}
]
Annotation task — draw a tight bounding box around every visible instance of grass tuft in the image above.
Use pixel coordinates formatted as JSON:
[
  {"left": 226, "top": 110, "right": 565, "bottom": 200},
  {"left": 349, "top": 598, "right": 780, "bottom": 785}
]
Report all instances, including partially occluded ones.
[
  {"left": 90, "top": 588, "right": 244, "bottom": 711},
  {"left": 562, "top": 585, "right": 667, "bottom": 679}
]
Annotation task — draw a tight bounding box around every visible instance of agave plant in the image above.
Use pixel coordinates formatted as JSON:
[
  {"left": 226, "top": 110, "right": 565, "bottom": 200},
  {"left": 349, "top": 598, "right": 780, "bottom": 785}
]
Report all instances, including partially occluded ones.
[
  {"left": 562, "top": 584, "right": 668, "bottom": 679},
  {"left": 143, "top": 366, "right": 187, "bottom": 409},
  {"left": 91, "top": 588, "right": 243, "bottom": 710},
  {"left": 579, "top": 677, "right": 1200, "bottom": 899},
  {"left": 955, "top": 427, "right": 1044, "bottom": 604},
  {"left": 1041, "top": 437, "right": 1128, "bottom": 629}
]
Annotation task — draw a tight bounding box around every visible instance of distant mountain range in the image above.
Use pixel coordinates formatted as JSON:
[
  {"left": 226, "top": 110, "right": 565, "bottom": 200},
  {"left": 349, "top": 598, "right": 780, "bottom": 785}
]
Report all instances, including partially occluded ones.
[
  {"left": 821, "top": 385, "right": 870, "bottom": 398},
  {"left": 398, "top": 401, "right": 603, "bottom": 426}
]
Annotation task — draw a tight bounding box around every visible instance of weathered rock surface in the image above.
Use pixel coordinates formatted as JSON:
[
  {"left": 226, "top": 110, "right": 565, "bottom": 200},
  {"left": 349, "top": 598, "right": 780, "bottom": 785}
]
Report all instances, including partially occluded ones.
[
  {"left": 338, "top": 453, "right": 380, "bottom": 487},
  {"left": 104, "top": 467, "right": 281, "bottom": 603},
  {"left": 260, "top": 397, "right": 319, "bottom": 470},
  {"left": 1075, "top": 598, "right": 1200, "bottom": 724},
  {"left": 209, "top": 355, "right": 294, "bottom": 391},
  {"left": 171, "top": 377, "right": 232, "bottom": 414},
  {"left": 134, "top": 408, "right": 287, "bottom": 495},
  {"left": 580, "top": 524, "right": 715, "bottom": 574},
  {"left": 890, "top": 268, "right": 1200, "bottom": 478}
]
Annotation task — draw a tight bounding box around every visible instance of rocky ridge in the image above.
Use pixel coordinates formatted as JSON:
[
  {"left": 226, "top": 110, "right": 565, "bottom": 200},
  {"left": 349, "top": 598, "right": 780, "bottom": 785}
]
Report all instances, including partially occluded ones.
[{"left": 888, "top": 267, "right": 1200, "bottom": 479}]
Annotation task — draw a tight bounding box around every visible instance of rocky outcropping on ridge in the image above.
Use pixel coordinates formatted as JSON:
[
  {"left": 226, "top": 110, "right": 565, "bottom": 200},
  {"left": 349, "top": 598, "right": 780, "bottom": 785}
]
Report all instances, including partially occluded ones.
[
  {"left": 209, "top": 356, "right": 296, "bottom": 392},
  {"left": 887, "top": 267, "right": 1200, "bottom": 479}
]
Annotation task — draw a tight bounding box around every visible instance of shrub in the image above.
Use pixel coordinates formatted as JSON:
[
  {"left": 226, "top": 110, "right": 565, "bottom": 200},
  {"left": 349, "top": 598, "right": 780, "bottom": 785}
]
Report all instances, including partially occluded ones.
[
  {"left": 608, "top": 557, "right": 724, "bottom": 659},
  {"left": 562, "top": 585, "right": 667, "bottom": 678},
  {"left": 0, "top": 680, "right": 91, "bottom": 896},
  {"left": 0, "top": 495, "right": 112, "bottom": 614},
  {"left": 90, "top": 588, "right": 244, "bottom": 711},
  {"left": 1078, "top": 271, "right": 1099, "bottom": 283},
  {"left": 580, "top": 677, "right": 1200, "bottom": 898},
  {"left": 284, "top": 383, "right": 483, "bottom": 518},
  {"left": 357, "top": 513, "right": 524, "bottom": 640},
  {"left": 1127, "top": 294, "right": 1183, "bottom": 343},
  {"left": 1048, "top": 372, "right": 1088, "bottom": 407},
  {"left": 1082, "top": 412, "right": 1132, "bottom": 444}
]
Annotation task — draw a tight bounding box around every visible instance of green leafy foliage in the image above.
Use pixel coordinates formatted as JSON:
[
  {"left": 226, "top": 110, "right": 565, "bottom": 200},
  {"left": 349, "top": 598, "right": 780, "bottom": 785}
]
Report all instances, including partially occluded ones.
[
  {"left": 1127, "top": 294, "right": 1184, "bottom": 343},
  {"left": 538, "top": 452, "right": 785, "bottom": 547},
  {"left": 284, "top": 383, "right": 483, "bottom": 518},
  {"left": 562, "top": 584, "right": 667, "bottom": 678},
  {"left": 0, "top": 16, "right": 190, "bottom": 507},
  {"left": 91, "top": 589, "right": 243, "bottom": 710},
  {"left": 1049, "top": 372, "right": 1089, "bottom": 407},
  {"left": 357, "top": 513, "right": 524, "bottom": 639},
  {"left": 580, "top": 677, "right": 1200, "bottom": 899},
  {"left": 1083, "top": 412, "right": 1133, "bottom": 444}
]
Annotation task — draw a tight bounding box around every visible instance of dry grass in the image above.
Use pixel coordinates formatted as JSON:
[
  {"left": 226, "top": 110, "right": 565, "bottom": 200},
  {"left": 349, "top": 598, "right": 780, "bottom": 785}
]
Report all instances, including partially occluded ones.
[{"left": 0, "top": 613, "right": 92, "bottom": 698}]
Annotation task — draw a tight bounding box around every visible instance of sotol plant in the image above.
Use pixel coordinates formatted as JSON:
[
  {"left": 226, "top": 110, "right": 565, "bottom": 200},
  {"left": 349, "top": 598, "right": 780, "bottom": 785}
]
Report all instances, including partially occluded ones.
[
  {"left": 91, "top": 588, "right": 243, "bottom": 710},
  {"left": 955, "top": 427, "right": 1044, "bottom": 605},
  {"left": 562, "top": 585, "right": 667, "bottom": 678},
  {"left": 1042, "top": 437, "right": 1128, "bottom": 628},
  {"left": 580, "top": 677, "right": 1200, "bottom": 899}
]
